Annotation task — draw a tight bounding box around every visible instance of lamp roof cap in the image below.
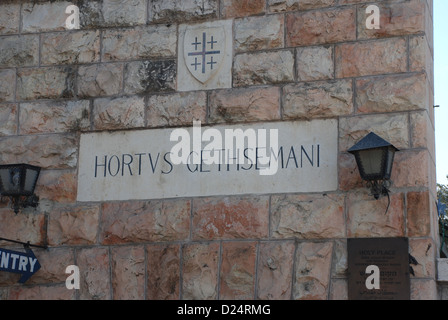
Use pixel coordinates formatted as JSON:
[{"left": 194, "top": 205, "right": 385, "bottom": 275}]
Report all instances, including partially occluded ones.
[{"left": 348, "top": 132, "right": 399, "bottom": 153}]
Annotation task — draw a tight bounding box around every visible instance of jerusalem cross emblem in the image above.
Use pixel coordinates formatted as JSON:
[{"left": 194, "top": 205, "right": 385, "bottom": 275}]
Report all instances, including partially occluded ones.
[{"left": 183, "top": 26, "right": 226, "bottom": 84}]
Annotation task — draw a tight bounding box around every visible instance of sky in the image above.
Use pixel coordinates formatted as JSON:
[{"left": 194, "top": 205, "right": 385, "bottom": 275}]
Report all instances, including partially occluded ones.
[{"left": 434, "top": 0, "right": 448, "bottom": 185}]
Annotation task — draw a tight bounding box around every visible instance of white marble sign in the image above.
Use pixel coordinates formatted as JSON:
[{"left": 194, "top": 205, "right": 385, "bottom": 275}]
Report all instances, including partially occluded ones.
[
  {"left": 77, "top": 120, "right": 338, "bottom": 201},
  {"left": 177, "top": 20, "right": 232, "bottom": 91}
]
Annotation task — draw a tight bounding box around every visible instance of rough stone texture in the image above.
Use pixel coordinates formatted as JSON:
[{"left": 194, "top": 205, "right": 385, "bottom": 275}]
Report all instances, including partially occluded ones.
[
  {"left": 234, "top": 15, "right": 284, "bottom": 52},
  {"left": 0, "top": 35, "right": 39, "bottom": 68},
  {"left": 20, "top": 100, "right": 90, "bottom": 134},
  {"left": 293, "top": 242, "right": 333, "bottom": 300},
  {"left": 47, "top": 205, "right": 100, "bottom": 246},
  {"left": 102, "top": 25, "right": 177, "bottom": 61},
  {"left": 21, "top": 1, "right": 71, "bottom": 33},
  {"left": 148, "top": 0, "right": 218, "bottom": 23},
  {"left": 221, "top": 0, "right": 265, "bottom": 18},
  {"left": 233, "top": 51, "right": 294, "bottom": 86},
  {"left": 17, "top": 67, "right": 76, "bottom": 101},
  {"left": 0, "top": 3, "right": 20, "bottom": 35},
  {"left": 357, "top": 1, "right": 425, "bottom": 39},
  {"left": 77, "top": 247, "right": 111, "bottom": 300},
  {"left": 147, "top": 244, "right": 180, "bottom": 300},
  {"left": 257, "top": 241, "right": 295, "bottom": 299},
  {"left": 407, "top": 191, "right": 431, "bottom": 237},
  {"left": 102, "top": 0, "right": 146, "bottom": 26},
  {"left": 36, "top": 170, "right": 78, "bottom": 204},
  {"left": 283, "top": 80, "right": 353, "bottom": 120},
  {"left": 339, "top": 113, "right": 410, "bottom": 152},
  {"left": 347, "top": 191, "right": 405, "bottom": 237},
  {"left": 356, "top": 73, "right": 428, "bottom": 113},
  {"left": 335, "top": 38, "right": 408, "bottom": 78},
  {"left": 0, "top": 103, "right": 17, "bottom": 136},
  {"left": 220, "top": 242, "right": 256, "bottom": 299},
  {"left": 124, "top": 60, "right": 176, "bottom": 94},
  {"left": 0, "top": 69, "right": 16, "bottom": 102},
  {"left": 209, "top": 87, "right": 280, "bottom": 123},
  {"left": 286, "top": 8, "right": 356, "bottom": 46},
  {"left": 0, "top": 209, "right": 46, "bottom": 246},
  {"left": 77, "top": 63, "right": 123, "bottom": 98},
  {"left": 182, "top": 242, "right": 219, "bottom": 300},
  {"left": 111, "top": 246, "right": 145, "bottom": 300},
  {"left": 271, "top": 194, "right": 345, "bottom": 239},
  {"left": 41, "top": 31, "right": 100, "bottom": 65},
  {"left": 296, "top": 46, "right": 334, "bottom": 81},
  {"left": 93, "top": 96, "right": 145, "bottom": 130},
  {"left": 147, "top": 91, "right": 207, "bottom": 127},
  {"left": 192, "top": 196, "right": 269, "bottom": 240},
  {"left": 100, "top": 200, "right": 191, "bottom": 244},
  {"left": 0, "top": 134, "right": 78, "bottom": 169}
]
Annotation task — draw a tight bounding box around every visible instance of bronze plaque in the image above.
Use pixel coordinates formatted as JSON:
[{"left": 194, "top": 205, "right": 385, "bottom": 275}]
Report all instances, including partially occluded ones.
[{"left": 348, "top": 237, "right": 410, "bottom": 300}]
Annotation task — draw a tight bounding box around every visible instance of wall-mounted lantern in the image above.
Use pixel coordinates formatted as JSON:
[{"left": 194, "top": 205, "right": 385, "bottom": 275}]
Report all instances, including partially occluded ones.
[
  {"left": 0, "top": 164, "right": 41, "bottom": 214},
  {"left": 348, "top": 132, "right": 398, "bottom": 200}
]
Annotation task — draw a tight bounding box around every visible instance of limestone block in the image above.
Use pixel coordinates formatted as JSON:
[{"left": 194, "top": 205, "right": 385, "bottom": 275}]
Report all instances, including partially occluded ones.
[
  {"left": 182, "top": 242, "right": 219, "bottom": 300},
  {"left": 147, "top": 91, "right": 207, "bottom": 127},
  {"left": 335, "top": 38, "right": 407, "bottom": 78},
  {"left": 347, "top": 191, "right": 405, "bottom": 237},
  {"left": 25, "top": 248, "right": 73, "bottom": 285},
  {"left": 76, "top": 247, "right": 111, "bottom": 300},
  {"left": 47, "top": 205, "right": 100, "bottom": 246},
  {"left": 268, "top": 0, "right": 299, "bottom": 13},
  {"left": 17, "top": 67, "right": 76, "bottom": 100},
  {"left": 357, "top": 1, "right": 425, "bottom": 39},
  {"left": 233, "top": 50, "right": 294, "bottom": 86},
  {"left": 220, "top": 242, "right": 256, "bottom": 299},
  {"left": 102, "top": 25, "right": 177, "bottom": 61},
  {"left": 406, "top": 191, "right": 431, "bottom": 237},
  {"left": 0, "top": 3, "right": 20, "bottom": 34},
  {"left": 293, "top": 242, "right": 333, "bottom": 300},
  {"left": 21, "top": 1, "right": 71, "bottom": 32},
  {"left": 0, "top": 35, "right": 39, "bottom": 68},
  {"left": 0, "top": 208, "right": 45, "bottom": 246},
  {"left": 0, "top": 69, "right": 16, "bottom": 102},
  {"left": 147, "top": 244, "right": 180, "bottom": 300},
  {"left": 124, "top": 60, "right": 176, "bottom": 94},
  {"left": 148, "top": 0, "right": 218, "bottom": 23},
  {"left": 0, "top": 103, "right": 17, "bottom": 136},
  {"left": 93, "top": 96, "right": 145, "bottom": 130},
  {"left": 0, "top": 134, "right": 78, "bottom": 169},
  {"left": 102, "top": 0, "right": 146, "bottom": 26},
  {"left": 437, "top": 259, "right": 448, "bottom": 282},
  {"left": 221, "top": 0, "right": 265, "bottom": 18},
  {"left": 8, "top": 285, "right": 74, "bottom": 300},
  {"left": 257, "top": 241, "right": 295, "bottom": 299},
  {"left": 36, "top": 170, "right": 78, "bottom": 204},
  {"left": 77, "top": 63, "right": 123, "bottom": 97},
  {"left": 111, "top": 246, "right": 145, "bottom": 300},
  {"left": 286, "top": 8, "right": 356, "bottom": 46},
  {"left": 234, "top": 15, "right": 284, "bottom": 52},
  {"left": 271, "top": 194, "right": 345, "bottom": 239},
  {"left": 283, "top": 79, "right": 353, "bottom": 120},
  {"left": 192, "top": 196, "right": 269, "bottom": 240},
  {"left": 209, "top": 86, "right": 280, "bottom": 124},
  {"left": 100, "top": 200, "right": 191, "bottom": 244},
  {"left": 409, "top": 238, "right": 435, "bottom": 278},
  {"left": 296, "top": 46, "right": 334, "bottom": 81},
  {"left": 356, "top": 73, "right": 428, "bottom": 113},
  {"left": 41, "top": 31, "right": 100, "bottom": 65},
  {"left": 20, "top": 100, "right": 90, "bottom": 134}
]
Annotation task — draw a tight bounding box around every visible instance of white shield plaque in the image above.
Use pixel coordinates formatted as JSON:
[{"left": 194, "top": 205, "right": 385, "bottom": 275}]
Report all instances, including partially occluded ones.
[
  {"left": 183, "top": 26, "right": 225, "bottom": 84},
  {"left": 178, "top": 20, "right": 232, "bottom": 91}
]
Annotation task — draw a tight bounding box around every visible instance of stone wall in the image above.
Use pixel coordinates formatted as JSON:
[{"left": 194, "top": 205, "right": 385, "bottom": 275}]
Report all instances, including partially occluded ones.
[{"left": 0, "top": 0, "right": 437, "bottom": 300}]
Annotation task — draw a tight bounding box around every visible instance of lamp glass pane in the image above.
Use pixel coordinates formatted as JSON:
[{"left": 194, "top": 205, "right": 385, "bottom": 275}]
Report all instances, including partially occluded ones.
[
  {"left": 24, "top": 168, "right": 39, "bottom": 194},
  {"left": 0, "top": 168, "right": 14, "bottom": 194},
  {"left": 358, "top": 148, "right": 384, "bottom": 176},
  {"left": 385, "top": 148, "right": 396, "bottom": 179}
]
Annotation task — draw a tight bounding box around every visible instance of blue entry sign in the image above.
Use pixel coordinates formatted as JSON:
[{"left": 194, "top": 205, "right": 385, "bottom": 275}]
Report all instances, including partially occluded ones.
[{"left": 0, "top": 247, "right": 41, "bottom": 283}]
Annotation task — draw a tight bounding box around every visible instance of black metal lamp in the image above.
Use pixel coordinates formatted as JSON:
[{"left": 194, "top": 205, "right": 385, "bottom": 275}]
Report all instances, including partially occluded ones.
[
  {"left": 348, "top": 132, "right": 398, "bottom": 200},
  {"left": 0, "top": 164, "right": 41, "bottom": 214}
]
